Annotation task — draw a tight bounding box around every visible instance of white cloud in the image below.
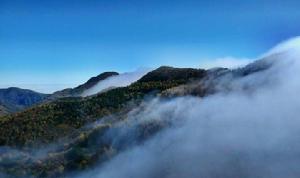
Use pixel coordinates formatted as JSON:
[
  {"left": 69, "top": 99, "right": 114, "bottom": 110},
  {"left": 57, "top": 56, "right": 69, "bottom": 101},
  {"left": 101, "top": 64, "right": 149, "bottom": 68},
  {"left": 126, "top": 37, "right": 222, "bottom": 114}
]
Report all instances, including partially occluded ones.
[
  {"left": 76, "top": 37, "right": 300, "bottom": 178},
  {"left": 82, "top": 68, "right": 151, "bottom": 97},
  {"left": 199, "top": 57, "right": 252, "bottom": 69},
  {"left": 3, "top": 37, "right": 300, "bottom": 178}
]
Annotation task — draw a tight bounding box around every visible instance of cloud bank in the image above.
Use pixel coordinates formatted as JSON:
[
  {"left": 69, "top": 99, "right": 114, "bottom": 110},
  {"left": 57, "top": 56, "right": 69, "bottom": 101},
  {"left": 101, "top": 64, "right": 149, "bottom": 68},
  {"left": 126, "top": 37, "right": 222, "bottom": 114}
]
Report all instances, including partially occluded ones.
[
  {"left": 76, "top": 37, "right": 300, "bottom": 178},
  {"left": 199, "top": 56, "right": 252, "bottom": 69},
  {"left": 1, "top": 37, "right": 300, "bottom": 178}
]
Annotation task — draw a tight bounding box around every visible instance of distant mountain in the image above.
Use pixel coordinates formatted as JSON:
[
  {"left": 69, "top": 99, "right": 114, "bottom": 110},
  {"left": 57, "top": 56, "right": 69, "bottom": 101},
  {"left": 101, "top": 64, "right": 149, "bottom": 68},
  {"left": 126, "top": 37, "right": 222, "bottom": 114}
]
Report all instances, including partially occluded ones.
[
  {"left": 49, "top": 72, "right": 119, "bottom": 99},
  {"left": 0, "top": 87, "right": 49, "bottom": 114}
]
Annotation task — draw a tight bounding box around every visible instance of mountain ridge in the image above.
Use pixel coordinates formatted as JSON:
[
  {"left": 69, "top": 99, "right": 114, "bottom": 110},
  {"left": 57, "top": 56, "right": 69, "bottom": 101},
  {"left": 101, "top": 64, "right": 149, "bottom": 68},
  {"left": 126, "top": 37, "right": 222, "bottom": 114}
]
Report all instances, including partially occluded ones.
[
  {"left": 0, "top": 72, "right": 119, "bottom": 116},
  {"left": 0, "top": 66, "right": 210, "bottom": 147},
  {"left": 0, "top": 60, "right": 275, "bottom": 177}
]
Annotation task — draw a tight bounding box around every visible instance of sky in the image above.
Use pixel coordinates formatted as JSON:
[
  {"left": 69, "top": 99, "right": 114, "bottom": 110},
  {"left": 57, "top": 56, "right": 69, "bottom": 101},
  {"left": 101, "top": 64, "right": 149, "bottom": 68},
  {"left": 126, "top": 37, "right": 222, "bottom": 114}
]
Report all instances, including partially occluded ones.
[{"left": 1, "top": 0, "right": 300, "bottom": 93}]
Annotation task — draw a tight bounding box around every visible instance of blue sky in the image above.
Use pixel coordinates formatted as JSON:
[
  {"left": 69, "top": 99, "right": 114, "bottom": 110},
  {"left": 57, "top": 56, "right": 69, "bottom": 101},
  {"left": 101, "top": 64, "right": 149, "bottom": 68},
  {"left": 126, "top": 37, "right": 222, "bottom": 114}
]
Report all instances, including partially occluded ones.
[{"left": 1, "top": 0, "right": 300, "bottom": 93}]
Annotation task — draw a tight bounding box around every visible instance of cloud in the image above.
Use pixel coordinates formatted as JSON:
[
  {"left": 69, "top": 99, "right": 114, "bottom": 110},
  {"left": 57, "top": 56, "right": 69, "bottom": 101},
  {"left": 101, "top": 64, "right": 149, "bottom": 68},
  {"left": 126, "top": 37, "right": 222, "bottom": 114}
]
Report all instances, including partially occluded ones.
[
  {"left": 75, "top": 37, "right": 300, "bottom": 178},
  {"left": 82, "top": 68, "right": 151, "bottom": 97},
  {"left": 83, "top": 56, "right": 253, "bottom": 97},
  {"left": 2, "top": 37, "right": 300, "bottom": 178},
  {"left": 261, "top": 36, "right": 300, "bottom": 57},
  {"left": 199, "top": 57, "right": 252, "bottom": 69}
]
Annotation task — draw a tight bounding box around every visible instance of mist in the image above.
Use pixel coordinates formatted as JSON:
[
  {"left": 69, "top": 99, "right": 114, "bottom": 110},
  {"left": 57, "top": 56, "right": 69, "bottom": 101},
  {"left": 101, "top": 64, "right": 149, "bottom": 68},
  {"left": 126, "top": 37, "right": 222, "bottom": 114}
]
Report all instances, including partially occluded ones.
[
  {"left": 82, "top": 69, "right": 151, "bottom": 97},
  {"left": 199, "top": 57, "right": 252, "bottom": 69},
  {"left": 75, "top": 37, "right": 300, "bottom": 178},
  {"left": 1, "top": 37, "right": 300, "bottom": 178}
]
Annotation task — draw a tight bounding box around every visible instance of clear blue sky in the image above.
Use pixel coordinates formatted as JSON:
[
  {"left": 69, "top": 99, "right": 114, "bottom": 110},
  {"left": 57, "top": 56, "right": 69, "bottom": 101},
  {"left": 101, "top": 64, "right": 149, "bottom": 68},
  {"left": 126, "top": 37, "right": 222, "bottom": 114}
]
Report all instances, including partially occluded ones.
[{"left": 1, "top": 0, "right": 300, "bottom": 93}]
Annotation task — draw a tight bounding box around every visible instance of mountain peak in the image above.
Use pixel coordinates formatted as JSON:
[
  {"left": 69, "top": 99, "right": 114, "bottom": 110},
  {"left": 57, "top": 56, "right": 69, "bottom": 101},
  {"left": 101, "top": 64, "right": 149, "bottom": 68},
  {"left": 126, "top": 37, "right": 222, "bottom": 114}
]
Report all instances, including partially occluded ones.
[{"left": 138, "top": 66, "right": 206, "bottom": 82}]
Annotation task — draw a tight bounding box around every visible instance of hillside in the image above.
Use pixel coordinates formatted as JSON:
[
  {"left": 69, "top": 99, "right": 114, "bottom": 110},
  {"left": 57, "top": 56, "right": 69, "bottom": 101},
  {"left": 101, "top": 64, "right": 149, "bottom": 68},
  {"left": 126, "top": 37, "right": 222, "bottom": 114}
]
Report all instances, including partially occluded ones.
[
  {"left": 0, "top": 59, "right": 277, "bottom": 178},
  {"left": 0, "top": 63, "right": 273, "bottom": 178},
  {"left": 0, "top": 67, "right": 206, "bottom": 147},
  {"left": 0, "top": 72, "right": 119, "bottom": 116}
]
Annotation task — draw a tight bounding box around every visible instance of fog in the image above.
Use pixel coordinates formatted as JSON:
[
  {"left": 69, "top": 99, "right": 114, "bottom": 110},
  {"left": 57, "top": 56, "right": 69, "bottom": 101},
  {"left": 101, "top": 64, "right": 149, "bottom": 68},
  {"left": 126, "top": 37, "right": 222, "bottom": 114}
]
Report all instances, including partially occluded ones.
[
  {"left": 1, "top": 37, "right": 300, "bottom": 178},
  {"left": 76, "top": 37, "right": 300, "bottom": 178},
  {"left": 82, "top": 68, "right": 151, "bottom": 96},
  {"left": 199, "top": 56, "right": 251, "bottom": 69}
]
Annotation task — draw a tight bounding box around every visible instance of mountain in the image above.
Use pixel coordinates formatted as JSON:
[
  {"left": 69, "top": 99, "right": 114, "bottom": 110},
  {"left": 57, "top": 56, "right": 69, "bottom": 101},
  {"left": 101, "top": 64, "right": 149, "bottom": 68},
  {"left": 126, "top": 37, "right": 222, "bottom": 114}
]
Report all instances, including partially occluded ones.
[
  {"left": 49, "top": 72, "right": 119, "bottom": 99},
  {"left": 0, "top": 72, "right": 119, "bottom": 116},
  {"left": 0, "top": 67, "right": 207, "bottom": 147},
  {"left": 0, "top": 87, "right": 49, "bottom": 114},
  {"left": 0, "top": 63, "right": 273, "bottom": 178},
  {"left": 1, "top": 37, "right": 300, "bottom": 178}
]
